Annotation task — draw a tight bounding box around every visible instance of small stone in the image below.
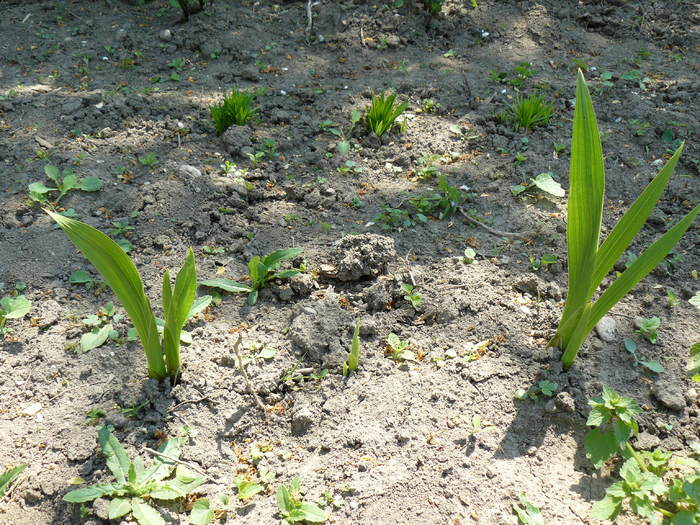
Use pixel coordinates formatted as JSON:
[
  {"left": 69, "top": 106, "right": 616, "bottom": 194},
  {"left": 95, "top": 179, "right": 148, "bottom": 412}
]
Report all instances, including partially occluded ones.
[
  {"left": 555, "top": 391, "right": 576, "bottom": 413},
  {"left": 291, "top": 405, "right": 315, "bottom": 435},
  {"left": 177, "top": 164, "right": 201, "bottom": 178},
  {"left": 651, "top": 381, "right": 686, "bottom": 411},
  {"left": 39, "top": 300, "right": 62, "bottom": 326},
  {"left": 635, "top": 431, "right": 661, "bottom": 451},
  {"left": 153, "top": 235, "right": 171, "bottom": 249},
  {"left": 62, "top": 99, "right": 83, "bottom": 115},
  {"left": 595, "top": 316, "right": 617, "bottom": 342},
  {"left": 685, "top": 389, "right": 698, "bottom": 404},
  {"left": 544, "top": 399, "right": 557, "bottom": 413},
  {"left": 158, "top": 29, "right": 172, "bottom": 42}
]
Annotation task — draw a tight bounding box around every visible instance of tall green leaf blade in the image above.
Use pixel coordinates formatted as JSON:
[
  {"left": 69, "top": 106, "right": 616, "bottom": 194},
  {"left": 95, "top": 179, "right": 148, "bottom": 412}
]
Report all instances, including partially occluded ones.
[
  {"left": 98, "top": 426, "right": 131, "bottom": 485},
  {"left": 587, "top": 203, "right": 700, "bottom": 331},
  {"left": 591, "top": 144, "right": 684, "bottom": 294},
  {"left": 562, "top": 71, "right": 605, "bottom": 330},
  {"left": 47, "top": 211, "right": 164, "bottom": 379},
  {"left": 163, "top": 249, "right": 196, "bottom": 379}
]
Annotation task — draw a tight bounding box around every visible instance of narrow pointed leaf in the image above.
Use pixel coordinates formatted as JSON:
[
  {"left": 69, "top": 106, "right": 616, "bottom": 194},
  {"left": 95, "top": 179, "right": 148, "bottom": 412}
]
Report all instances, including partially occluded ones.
[
  {"left": 63, "top": 484, "right": 121, "bottom": 503},
  {"left": 591, "top": 144, "right": 684, "bottom": 293},
  {"left": 162, "top": 249, "right": 196, "bottom": 378},
  {"left": 98, "top": 426, "right": 131, "bottom": 485},
  {"left": 198, "top": 278, "right": 250, "bottom": 293},
  {"left": 0, "top": 464, "right": 27, "bottom": 497},
  {"left": 587, "top": 203, "right": 700, "bottom": 331},
  {"left": 262, "top": 248, "right": 302, "bottom": 269},
  {"left": 47, "top": 211, "right": 164, "bottom": 379}
]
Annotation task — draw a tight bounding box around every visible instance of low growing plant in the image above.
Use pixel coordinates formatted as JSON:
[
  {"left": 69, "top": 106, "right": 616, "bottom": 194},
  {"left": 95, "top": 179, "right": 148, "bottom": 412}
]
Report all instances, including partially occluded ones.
[
  {"left": 210, "top": 88, "right": 259, "bottom": 135},
  {"left": 402, "top": 283, "right": 422, "bottom": 310},
  {"left": 0, "top": 464, "right": 27, "bottom": 497},
  {"left": 586, "top": 386, "right": 700, "bottom": 524},
  {"left": 636, "top": 316, "right": 660, "bottom": 344},
  {"left": 200, "top": 248, "right": 302, "bottom": 305},
  {"left": 63, "top": 426, "right": 205, "bottom": 525},
  {"left": 365, "top": 92, "right": 408, "bottom": 137},
  {"left": 276, "top": 477, "right": 326, "bottom": 524},
  {"left": 0, "top": 293, "right": 31, "bottom": 338},
  {"left": 549, "top": 72, "right": 699, "bottom": 369},
  {"left": 508, "top": 93, "right": 553, "bottom": 131},
  {"left": 48, "top": 211, "right": 197, "bottom": 381},
  {"left": 385, "top": 333, "right": 415, "bottom": 362},
  {"left": 28, "top": 164, "right": 102, "bottom": 204}
]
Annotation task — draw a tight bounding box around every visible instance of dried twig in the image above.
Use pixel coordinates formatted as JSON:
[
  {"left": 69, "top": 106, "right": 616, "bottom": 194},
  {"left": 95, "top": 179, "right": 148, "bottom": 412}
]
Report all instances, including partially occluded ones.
[
  {"left": 231, "top": 333, "right": 269, "bottom": 421},
  {"left": 458, "top": 206, "right": 528, "bottom": 240},
  {"left": 143, "top": 448, "right": 218, "bottom": 484}
]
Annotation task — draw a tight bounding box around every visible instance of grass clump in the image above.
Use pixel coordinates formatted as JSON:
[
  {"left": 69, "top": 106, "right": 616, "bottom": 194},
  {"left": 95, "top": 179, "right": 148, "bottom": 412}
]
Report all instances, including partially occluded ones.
[
  {"left": 210, "top": 89, "right": 258, "bottom": 135},
  {"left": 508, "top": 93, "right": 553, "bottom": 131},
  {"left": 365, "top": 92, "right": 408, "bottom": 137}
]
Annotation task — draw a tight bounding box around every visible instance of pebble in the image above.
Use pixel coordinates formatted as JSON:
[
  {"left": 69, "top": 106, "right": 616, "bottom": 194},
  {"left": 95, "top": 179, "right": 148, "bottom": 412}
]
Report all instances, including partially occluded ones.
[
  {"left": 651, "top": 381, "right": 686, "bottom": 411},
  {"left": 291, "top": 405, "right": 315, "bottom": 435},
  {"left": 595, "top": 316, "right": 617, "bottom": 342},
  {"left": 159, "top": 29, "right": 172, "bottom": 42},
  {"left": 177, "top": 164, "right": 202, "bottom": 178}
]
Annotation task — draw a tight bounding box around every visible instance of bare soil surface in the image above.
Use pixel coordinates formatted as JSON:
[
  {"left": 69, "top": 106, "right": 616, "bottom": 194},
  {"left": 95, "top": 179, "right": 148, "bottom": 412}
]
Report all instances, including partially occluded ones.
[{"left": 1, "top": 1, "right": 699, "bottom": 524}]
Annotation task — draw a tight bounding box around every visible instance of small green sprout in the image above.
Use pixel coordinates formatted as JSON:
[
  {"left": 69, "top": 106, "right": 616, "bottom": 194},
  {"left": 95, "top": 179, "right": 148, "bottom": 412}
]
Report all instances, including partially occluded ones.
[
  {"left": 636, "top": 316, "right": 660, "bottom": 344},
  {"left": 365, "top": 92, "right": 408, "bottom": 137},
  {"left": 623, "top": 338, "right": 664, "bottom": 373},
  {"left": 401, "top": 283, "right": 422, "bottom": 310},
  {"left": 139, "top": 152, "right": 158, "bottom": 167},
  {"left": 385, "top": 333, "right": 415, "bottom": 362},
  {"left": 514, "top": 380, "right": 558, "bottom": 401},
  {"left": 0, "top": 292, "right": 31, "bottom": 338},
  {"left": 342, "top": 321, "right": 361, "bottom": 376},
  {"left": 276, "top": 477, "right": 326, "bottom": 524},
  {"left": 512, "top": 493, "right": 546, "bottom": 525},
  {"left": 0, "top": 464, "right": 27, "bottom": 497},
  {"left": 200, "top": 248, "right": 302, "bottom": 305},
  {"left": 63, "top": 426, "right": 205, "bottom": 525}
]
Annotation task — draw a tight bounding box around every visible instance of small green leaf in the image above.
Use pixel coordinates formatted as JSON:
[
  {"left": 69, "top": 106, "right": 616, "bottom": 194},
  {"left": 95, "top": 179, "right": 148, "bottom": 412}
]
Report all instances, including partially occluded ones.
[
  {"left": 512, "top": 493, "right": 545, "bottom": 525},
  {"left": 640, "top": 361, "right": 664, "bottom": 373},
  {"left": 276, "top": 484, "right": 294, "bottom": 514},
  {"left": 584, "top": 428, "right": 619, "bottom": 469},
  {"left": 62, "top": 484, "right": 121, "bottom": 503},
  {"left": 532, "top": 172, "right": 565, "bottom": 197},
  {"left": 98, "top": 426, "right": 131, "bottom": 485},
  {"left": 297, "top": 502, "right": 327, "bottom": 522},
  {"left": 235, "top": 478, "right": 264, "bottom": 501},
  {"left": 69, "top": 270, "right": 93, "bottom": 284},
  {"left": 198, "top": 278, "right": 250, "bottom": 293},
  {"left": 108, "top": 498, "right": 132, "bottom": 519},
  {"left": 131, "top": 499, "right": 166, "bottom": 525},
  {"left": 258, "top": 347, "right": 277, "bottom": 359},
  {"left": 28, "top": 182, "right": 55, "bottom": 194},
  {"left": 0, "top": 295, "right": 31, "bottom": 319},
  {"left": 44, "top": 165, "right": 60, "bottom": 182},
  {"left": 689, "top": 292, "right": 700, "bottom": 309},
  {"left": 511, "top": 184, "right": 527, "bottom": 196},
  {"left": 78, "top": 176, "right": 103, "bottom": 192},
  {"left": 590, "top": 492, "right": 622, "bottom": 520},
  {"left": 79, "top": 323, "right": 113, "bottom": 353},
  {"left": 189, "top": 498, "right": 215, "bottom": 525}
]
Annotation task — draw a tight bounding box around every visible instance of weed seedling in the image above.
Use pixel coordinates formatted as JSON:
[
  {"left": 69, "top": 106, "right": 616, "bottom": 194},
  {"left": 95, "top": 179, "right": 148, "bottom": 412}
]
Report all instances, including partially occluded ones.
[
  {"left": 550, "top": 72, "right": 699, "bottom": 369},
  {"left": 623, "top": 338, "right": 664, "bottom": 373},
  {"left": 343, "top": 321, "right": 361, "bottom": 376},
  {"left": 528, "top": 254, "right": 558, "bottom": 271},
  {"left": 79, "top": 302, "right": 121, "bottom": 353},
  {"left": 49, "top": 212, "right": 198, "bottom": 381},
  {"left": 636, "top": 316, "right": 660, "bottom": 344},
  {"left": 385, "top": 333, "right": 416, "bottom": 362},
  {"left": 28, "top": 165, "right": 102, "bottom": 204},
  {"left": 200, "top": 248, "right": 302, "bottom": 305},
  {"left": 511, "top": 172, "right": 565, "bottom": 198},
  {"left": 665, "top": 290, "right": 679, "bottom": 308},
  {"left": 63, "top": 426, "right": 205, "bottom": 524},
  {"left": 514, "top": 380, "right": 558, "bottom": 401},
  {"left": 276, "top": 477, "right": 326, "bottom": 523},
  {"left": 402, "top": 283, "right": 422, "bottom": 310},
  {"left": 365, "top": 92, "right": 408, "bottom": 137},
  {"left": 586, "top": 386, "right": 700, "bottom": 523},
  {"left": 513, "top": 493, "right": 546, "bottom": 525},
  {"left": 210, "top": 89, "right": 259, "bottom": 135},
  {"left": 139, "top": 152, "right": 158, "bottom": 167},
  {"left": 0, "top": 290, "right": 31, "bottom": 338}
]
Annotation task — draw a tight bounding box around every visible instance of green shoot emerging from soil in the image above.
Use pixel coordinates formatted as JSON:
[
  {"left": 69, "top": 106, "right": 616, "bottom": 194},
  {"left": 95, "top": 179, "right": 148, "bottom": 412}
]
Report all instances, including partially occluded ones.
[
  {"left": 48, "top": 211, "right": 197, "bottom": 381},
  {"left": 365, "top": 92, "right": 408, "bottom": 137},
  {"left": 210, "top": 88, "right": 259, "bottom": 135},
  {"left": 550, "top": 72, "right": 700, "bottom": 369},
  {"left": 512, "top": 493, "right": 546, "bottom": 525},
  {"left": 0, "top": 291, "right": 31, "bottom": 338},
  {"left": 28, "top": 164, "right": 102, "bottom": 205},
  {"left": 0, "top": 464, "right": 27, "bottom": 497},
  {"left": 343, "top": 321, "right": 361, "bottom": 376},
  {"left": 276, "top": 477, "right": 327, "bottom": 524},
  {"left": 63, "top": 426, "right": 205, "bottom": 525},
  {"left": 508, "top": 94, "right": 553, "bottom": 131},
  {"left": 636, "top": 316, "right": 660, "bottom": 344},
  {"left": 200, "top": 248, "right": 302, "bottom": 305},
  {"left": 586, "top": 387, "right": 700, "bottom": 524}
]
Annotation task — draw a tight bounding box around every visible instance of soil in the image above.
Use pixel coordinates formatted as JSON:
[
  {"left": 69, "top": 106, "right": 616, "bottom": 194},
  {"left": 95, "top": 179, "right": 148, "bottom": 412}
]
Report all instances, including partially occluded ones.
[{"left": 1, "top": 1, "right": 699, "bottom": 524}]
